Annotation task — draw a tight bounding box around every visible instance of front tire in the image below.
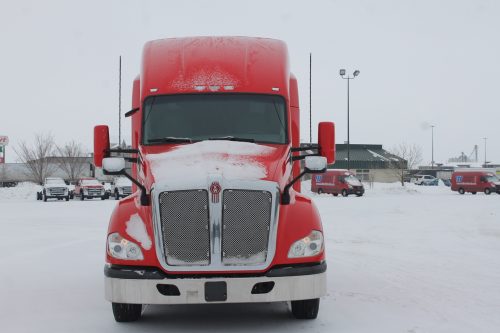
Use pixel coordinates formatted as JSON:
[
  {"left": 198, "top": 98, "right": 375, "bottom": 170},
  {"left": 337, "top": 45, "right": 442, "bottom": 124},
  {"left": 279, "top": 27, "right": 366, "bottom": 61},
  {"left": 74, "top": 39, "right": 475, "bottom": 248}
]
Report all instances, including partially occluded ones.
[
  {"left": 80, "top": 194, "right": 84, "bottom": 201},
  {"left": 458, "top": 188, "right": 465, "bottom": 195},
  {"left": 291, "top": 298, "right": 320, "bottom": 319},
  {"left": 485, "top": 188, "right": 491, "bottom": 195},
  {"left": 115, "top": 191, "right": 120, "bottom": 200},
  {"left": 341, "top": 189, "right": 348, "bottom": 197},
  {"left": 112, "top": 303, "right": 142, "bottom": 322},
  {"left": 317, "top": 188, "right": 323, "bottom": 194}
]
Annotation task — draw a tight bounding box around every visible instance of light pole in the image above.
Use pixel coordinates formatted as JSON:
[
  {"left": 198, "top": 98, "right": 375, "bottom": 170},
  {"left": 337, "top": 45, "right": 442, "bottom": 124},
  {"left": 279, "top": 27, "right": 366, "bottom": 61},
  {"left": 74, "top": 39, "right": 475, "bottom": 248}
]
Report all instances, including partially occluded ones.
[
  {"left": 483, "top": 137, "right": 487, "bottom": 166},
  {"left": 431, "top": 125, "right": 435, "bottom": 169},
  {"left": 339, "top": 69, "right": 360, "bottom": 170}
]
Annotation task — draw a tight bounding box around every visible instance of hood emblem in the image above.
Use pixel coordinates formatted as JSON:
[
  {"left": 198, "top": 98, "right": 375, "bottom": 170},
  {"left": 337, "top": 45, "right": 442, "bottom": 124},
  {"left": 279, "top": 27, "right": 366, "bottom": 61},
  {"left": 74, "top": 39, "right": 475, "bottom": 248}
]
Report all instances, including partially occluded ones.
[{"left": 210, "top": 181, "right": 222, "bottom": 203}]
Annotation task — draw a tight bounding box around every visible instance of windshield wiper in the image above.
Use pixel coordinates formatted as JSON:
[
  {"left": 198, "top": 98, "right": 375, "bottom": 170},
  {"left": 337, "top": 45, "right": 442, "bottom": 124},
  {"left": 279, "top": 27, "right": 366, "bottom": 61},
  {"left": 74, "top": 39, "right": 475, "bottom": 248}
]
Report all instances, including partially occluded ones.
[
  {"left": 148, "top": 137, "right": 193, "bottom": 143},
  {"left": 208, "top": 136, "right": 255, "bottom": 143}
]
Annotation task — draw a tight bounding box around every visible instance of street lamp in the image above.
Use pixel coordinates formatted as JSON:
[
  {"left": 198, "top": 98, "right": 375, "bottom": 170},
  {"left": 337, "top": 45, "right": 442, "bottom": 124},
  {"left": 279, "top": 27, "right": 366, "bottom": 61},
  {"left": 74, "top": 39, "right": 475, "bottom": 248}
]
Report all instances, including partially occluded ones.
[
  {"left": 483, "top": 137, "right": 487, "bottom": 166},
  {"left": 431, "top": 125, "right": 435, "bottom": 169},
  {"left": 339, "top": 69, "right": 360, "bottom": 170}
]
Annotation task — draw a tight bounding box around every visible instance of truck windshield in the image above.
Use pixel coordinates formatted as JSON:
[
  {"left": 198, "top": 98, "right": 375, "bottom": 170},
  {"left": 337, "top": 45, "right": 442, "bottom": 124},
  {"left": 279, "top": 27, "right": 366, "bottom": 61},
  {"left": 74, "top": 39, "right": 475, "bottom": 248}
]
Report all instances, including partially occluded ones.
[
  {"left": 46, "top": 178, "right": 65, "bottom": 185},
  {"left": 486, "top": 175, "right": 499, "bottom": 182},
  {"left": 82, "top": 179, "right": 100, "bottom": 186},
  {"left": 142, "top": 94, "right": 287, "bottom": 144},
  {"left": 345, "top": 175, "right": 362, "bottom": 186}
]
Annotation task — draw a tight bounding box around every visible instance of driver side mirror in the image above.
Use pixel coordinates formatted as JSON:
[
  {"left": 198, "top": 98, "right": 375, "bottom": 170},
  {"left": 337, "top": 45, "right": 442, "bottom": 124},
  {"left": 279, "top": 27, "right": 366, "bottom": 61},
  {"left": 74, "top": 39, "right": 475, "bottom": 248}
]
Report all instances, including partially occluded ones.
[{"left": 94, "top": 125, "right": 110, "bottom": 167}]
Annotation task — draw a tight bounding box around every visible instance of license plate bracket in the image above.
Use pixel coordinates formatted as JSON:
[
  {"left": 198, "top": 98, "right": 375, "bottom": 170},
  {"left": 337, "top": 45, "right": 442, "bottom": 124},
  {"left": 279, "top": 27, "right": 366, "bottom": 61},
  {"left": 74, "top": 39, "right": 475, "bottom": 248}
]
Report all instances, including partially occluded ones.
[{"left": 205, "top": 281, "right": 227, "bottom": 302}]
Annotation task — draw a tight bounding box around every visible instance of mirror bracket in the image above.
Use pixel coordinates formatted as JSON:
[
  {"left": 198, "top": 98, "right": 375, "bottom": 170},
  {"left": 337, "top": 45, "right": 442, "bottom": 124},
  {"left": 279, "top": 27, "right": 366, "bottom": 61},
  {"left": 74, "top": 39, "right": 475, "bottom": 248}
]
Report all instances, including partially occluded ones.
[
  {"left": 290, "top": 144, "right": 320, "bottom": 162},
  {"left": 103, "top": 167, "right": 149, "bottom": 206},
  {"left": 281, "top": 170, "right": 307, "bottom": 205}
]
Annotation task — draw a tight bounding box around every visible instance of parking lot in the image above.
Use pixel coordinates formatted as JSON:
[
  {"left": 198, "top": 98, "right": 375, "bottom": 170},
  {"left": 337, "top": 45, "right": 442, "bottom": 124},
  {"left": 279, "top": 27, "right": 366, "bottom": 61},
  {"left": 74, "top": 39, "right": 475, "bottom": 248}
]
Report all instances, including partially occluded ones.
[{"left": 1, "top": 182, "right": 499, "bottom": 332}]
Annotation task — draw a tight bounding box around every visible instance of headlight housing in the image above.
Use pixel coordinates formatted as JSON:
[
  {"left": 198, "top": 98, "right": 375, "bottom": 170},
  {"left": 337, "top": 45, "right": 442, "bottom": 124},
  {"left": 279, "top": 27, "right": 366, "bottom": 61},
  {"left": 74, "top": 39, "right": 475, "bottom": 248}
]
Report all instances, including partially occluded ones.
[
  {"left": 83, "top": 188, "right": 88, "bottom": 194},
  {"left": 107, "top": 232, "right": 144, "bottom": 260},
  {"left": 288, "top": 230, "right": 324, "bottom": 258}
]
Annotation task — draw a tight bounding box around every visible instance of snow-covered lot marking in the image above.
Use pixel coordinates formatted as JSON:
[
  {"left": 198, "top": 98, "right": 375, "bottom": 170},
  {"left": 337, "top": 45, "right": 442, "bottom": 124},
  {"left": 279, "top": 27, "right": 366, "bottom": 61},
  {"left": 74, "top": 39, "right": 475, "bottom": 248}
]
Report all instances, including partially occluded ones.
[{"left": 1, "top": 182, "right": 499, "bottom": 332}]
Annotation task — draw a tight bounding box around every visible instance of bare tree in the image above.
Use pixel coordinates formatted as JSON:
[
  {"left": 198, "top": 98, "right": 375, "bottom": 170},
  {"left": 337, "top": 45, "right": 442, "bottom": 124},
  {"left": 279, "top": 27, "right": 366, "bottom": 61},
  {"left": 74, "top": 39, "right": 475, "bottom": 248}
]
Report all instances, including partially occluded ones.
[
  {"left": 14, "top": 133, "right": 56, "bottom": 184},
  {"left": 389, "top": 143, "right": 423, "bottom": 186},
  {"left": 55, "top": 141, "right": 87, "bottom": 182}
]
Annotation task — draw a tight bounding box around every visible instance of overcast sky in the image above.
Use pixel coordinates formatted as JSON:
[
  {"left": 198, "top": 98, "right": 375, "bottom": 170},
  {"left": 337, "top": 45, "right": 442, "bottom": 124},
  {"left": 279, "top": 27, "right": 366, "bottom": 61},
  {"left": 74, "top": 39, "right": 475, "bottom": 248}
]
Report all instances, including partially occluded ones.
[{"left": 1, "top": 0, "right": 499, "bottom": 165}]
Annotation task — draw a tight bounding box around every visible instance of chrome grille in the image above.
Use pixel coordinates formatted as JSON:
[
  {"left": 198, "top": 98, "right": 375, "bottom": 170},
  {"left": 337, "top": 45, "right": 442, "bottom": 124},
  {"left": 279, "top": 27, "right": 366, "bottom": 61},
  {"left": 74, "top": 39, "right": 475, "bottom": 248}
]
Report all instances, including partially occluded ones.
[
  {"left": 222, "top": 190, "right": 272, "bottom": 265},
  {"left": 88, "top": 188, "right": 102, "bottom": 196},
  {"left": 159, "top": 190, "right": 210, "bottom": 266},
  {"left": 49, "top": 188, "right": 66, "bottom": 196}
]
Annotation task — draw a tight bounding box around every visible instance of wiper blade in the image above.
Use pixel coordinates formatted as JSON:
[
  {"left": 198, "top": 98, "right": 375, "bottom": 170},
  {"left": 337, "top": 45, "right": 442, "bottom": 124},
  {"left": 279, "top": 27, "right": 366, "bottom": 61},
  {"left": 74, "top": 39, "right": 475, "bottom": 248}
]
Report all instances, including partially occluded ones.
[
  {"left": 148, "top": 137, "right": 192, "bottom": 143},
  {"left": 208, "top": 136, "right": 255, "bottom": 143}
]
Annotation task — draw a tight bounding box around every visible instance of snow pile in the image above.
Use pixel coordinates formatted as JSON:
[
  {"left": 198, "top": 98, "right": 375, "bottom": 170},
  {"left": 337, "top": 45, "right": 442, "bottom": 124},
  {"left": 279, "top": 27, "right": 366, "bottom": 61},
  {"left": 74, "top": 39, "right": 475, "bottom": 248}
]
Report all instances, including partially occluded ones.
[
  {"left": 147, "top": 141, "right": 275, "bottom": 185},
  {"left": 302, "top": 180, "right": 451, "bottom": 197},
  {"left": 125, "top": 214, "right": 152, "bottom": 250},
  {"left": 0, "top": 182, "right": 41, "bottom": 201}
]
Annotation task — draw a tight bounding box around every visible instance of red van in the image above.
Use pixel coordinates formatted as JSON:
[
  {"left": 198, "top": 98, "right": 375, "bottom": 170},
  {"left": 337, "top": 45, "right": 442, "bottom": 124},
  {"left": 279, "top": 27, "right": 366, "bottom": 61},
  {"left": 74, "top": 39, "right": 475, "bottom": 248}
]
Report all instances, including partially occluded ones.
[
  {"left": 451, "top": 170, "right": 500, "bottom": 195},
  {"left": 311, "top": 169, "right": 365, "bottom": 196}
]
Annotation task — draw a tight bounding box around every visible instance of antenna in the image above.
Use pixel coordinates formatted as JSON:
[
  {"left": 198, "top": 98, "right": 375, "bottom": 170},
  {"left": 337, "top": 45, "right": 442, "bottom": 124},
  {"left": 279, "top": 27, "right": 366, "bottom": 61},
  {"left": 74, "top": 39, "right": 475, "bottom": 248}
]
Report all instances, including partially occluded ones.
[
  {"left": 309, "top": 52, "right": 312, "bottom": 143},
  {"left": 119, "top": 55, "right": 122, "bottom": 147}
]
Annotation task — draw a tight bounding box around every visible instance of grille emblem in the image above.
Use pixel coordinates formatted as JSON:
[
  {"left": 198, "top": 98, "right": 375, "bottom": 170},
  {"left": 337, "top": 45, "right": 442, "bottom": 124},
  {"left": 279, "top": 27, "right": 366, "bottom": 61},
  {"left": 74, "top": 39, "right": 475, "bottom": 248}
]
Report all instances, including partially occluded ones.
[{"left": 210, "top": 182, "right": 221, "bottom": 203}]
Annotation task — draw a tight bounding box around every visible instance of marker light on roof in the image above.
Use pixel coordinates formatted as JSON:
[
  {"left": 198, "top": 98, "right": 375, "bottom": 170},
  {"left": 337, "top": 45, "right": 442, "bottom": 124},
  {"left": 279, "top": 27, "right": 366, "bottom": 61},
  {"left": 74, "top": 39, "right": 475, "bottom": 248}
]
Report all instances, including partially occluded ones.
[
  {"left": 272, "top": 87, "right": 280, "bottom": 91},
  {"left": 194, "top": 85, "right": 206, "bottom": 91},
  {"left": 224, "top": 85, "right": 234, "bottom": 90},
  {"left": 209, "top": 86, "right": 220, "bottom": 91},
  {"left": 150, "top": 88, "right": 158, "bottom": 92}
]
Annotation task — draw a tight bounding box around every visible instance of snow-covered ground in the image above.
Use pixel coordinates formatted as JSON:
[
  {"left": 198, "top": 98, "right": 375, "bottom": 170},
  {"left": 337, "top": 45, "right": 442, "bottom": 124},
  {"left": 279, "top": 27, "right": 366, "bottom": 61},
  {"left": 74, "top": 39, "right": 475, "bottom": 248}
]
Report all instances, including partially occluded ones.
[{"left": 1, "top": 182, "right": 499, "bottom": 332}]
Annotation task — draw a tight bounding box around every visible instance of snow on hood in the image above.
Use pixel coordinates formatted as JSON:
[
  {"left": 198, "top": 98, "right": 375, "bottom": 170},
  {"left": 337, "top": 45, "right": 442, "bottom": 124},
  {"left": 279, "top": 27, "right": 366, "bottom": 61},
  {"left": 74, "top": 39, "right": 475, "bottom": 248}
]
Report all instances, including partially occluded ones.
[
  {"left": 125, "top": 214, "right": 152, "bottom": 250},
  {"left": 146, "top": 141, "right": 276, "bottom": 185}
]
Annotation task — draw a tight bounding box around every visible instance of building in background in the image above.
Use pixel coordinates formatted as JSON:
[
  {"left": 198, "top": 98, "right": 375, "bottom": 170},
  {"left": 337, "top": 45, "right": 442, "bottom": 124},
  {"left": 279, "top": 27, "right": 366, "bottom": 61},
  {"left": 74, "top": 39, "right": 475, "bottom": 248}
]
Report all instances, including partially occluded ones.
[{"left": 329, "top": 144, "right": 407, "bottom": 183}]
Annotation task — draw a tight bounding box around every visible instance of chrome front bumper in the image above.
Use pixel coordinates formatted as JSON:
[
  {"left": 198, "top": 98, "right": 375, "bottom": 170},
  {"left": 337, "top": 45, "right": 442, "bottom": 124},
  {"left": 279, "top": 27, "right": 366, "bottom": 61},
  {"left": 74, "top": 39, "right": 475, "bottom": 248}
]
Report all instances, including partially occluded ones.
[{"left": 104, "top": 263, "right": 326, "bottom": 304}]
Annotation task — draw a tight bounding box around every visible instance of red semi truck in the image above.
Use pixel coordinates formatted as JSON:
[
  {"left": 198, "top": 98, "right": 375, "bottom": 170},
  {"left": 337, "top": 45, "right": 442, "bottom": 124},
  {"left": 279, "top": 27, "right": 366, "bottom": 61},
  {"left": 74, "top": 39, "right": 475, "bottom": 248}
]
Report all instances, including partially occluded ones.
[{"left": 94, "top": 36, "right": 335, "bottom": 322}]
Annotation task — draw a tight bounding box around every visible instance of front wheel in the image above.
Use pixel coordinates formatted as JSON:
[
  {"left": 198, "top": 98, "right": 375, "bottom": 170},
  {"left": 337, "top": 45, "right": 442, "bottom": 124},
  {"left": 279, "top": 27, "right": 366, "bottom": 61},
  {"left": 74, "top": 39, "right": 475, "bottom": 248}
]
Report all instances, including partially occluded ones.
[
  {"left": 458, "top": 188, "right": 465, "bottom": 195},
  {"left": 291, "top": 298, "right": 320, "bottom": 319},
  {"left": 112, "top": 303, "right": 142, "bottom": 322},
  {"left": 115, "top": 191, "right": 120, "bottom": 200},
  {"left": 80, "top": 194, "right": 84, "bottom": 201},
  {"left": 341, "top": 189, "right": 348, "bottom": 197},
  {"left": 485, "top": 188, "right": 491, "bottom": 195}
]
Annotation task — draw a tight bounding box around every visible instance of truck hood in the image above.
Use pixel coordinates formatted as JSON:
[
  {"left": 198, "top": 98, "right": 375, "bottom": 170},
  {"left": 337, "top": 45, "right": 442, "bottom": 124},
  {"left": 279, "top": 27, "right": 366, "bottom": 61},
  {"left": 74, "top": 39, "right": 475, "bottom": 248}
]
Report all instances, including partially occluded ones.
[{"left": 144, "top": 141, "right": 288, "bottom": 188}]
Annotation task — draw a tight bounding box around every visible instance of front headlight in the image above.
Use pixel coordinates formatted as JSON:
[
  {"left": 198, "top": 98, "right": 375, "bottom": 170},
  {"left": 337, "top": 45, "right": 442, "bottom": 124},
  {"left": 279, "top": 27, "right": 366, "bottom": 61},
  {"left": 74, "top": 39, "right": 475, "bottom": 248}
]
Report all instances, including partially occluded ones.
[
  {"left": 107, "top": 233, "right": 144, "bottom": 260},
  {"left": 288, "top": 230, "right": 324, "bottom": 258}
]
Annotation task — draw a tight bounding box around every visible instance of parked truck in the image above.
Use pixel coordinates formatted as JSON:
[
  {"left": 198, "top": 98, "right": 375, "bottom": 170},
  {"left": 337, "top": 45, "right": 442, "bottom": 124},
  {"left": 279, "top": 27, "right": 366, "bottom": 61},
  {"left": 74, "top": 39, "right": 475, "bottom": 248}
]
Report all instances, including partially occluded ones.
[{"left": 94, "top": 36, "right": 335, "bottom": 322}]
